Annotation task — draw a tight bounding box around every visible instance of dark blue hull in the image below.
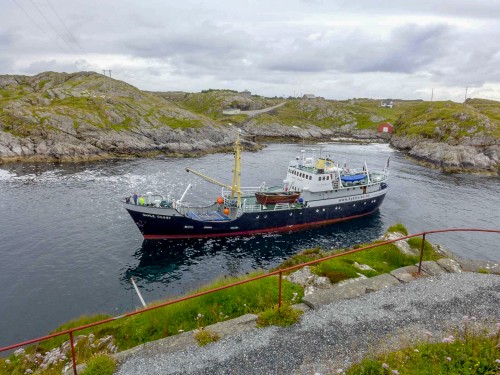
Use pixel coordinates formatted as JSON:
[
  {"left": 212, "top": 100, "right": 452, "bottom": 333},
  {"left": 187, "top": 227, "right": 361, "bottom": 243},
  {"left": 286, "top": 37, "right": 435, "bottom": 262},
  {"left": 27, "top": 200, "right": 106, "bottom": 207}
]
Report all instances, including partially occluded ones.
[{"left": 126, "top": 191, "right": 387, "bottom": 239}]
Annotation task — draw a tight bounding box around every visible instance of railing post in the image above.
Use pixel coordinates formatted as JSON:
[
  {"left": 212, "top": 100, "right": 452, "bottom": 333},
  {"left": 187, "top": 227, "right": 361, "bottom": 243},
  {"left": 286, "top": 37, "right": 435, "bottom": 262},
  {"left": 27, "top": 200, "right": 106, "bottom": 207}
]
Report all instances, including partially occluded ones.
[
  {"left": 418, "top": 232, "right": 426, "bottom": 273},
  {"left": 278, "top": 271, "right": 283, "bottom": 309},
  {"left": 69, "top": 331, "right": 77, "bottom": 375}
]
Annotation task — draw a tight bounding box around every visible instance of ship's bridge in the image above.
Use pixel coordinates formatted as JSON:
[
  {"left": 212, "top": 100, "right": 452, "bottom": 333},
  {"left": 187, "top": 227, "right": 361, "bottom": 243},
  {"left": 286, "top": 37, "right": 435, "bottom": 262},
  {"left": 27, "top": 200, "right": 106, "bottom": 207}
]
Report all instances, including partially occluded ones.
[{"left": 284, "top": 157, "right": 341, "bottom": 193}]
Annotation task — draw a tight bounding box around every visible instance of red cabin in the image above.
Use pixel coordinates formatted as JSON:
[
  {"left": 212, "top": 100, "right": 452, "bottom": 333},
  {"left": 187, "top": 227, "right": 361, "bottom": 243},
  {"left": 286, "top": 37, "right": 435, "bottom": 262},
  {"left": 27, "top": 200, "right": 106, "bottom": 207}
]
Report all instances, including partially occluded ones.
[{"left": 378, "top": 122, "right": 394, "bottom": 133}]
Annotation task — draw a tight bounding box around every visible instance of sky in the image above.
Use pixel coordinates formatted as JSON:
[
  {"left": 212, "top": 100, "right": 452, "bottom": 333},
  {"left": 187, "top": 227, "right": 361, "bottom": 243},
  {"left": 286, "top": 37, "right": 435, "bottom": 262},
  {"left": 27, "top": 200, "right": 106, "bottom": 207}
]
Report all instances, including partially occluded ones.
[{"left": 1, "top": 0, "right": 500, "bottom": 101}]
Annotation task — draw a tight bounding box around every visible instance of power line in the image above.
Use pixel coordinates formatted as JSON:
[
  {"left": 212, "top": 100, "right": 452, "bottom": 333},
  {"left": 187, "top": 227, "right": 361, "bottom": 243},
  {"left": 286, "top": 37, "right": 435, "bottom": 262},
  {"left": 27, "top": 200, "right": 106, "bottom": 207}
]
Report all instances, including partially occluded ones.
[
  {"left": 11, "top": 0, "right": 70, "bottom": 54},
  {"left": 28, "top": 0, "right": 80, "bottom": 55},
  {"left": 44, "top": 0, "right": 88, "bottom": 56}
]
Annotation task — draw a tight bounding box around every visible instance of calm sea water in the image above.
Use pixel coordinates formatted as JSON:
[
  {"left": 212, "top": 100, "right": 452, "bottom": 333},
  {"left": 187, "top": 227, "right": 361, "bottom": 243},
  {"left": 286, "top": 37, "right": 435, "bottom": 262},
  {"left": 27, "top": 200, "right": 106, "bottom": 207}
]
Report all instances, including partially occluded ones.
[{"left": 0, "top": 143, "right": 499, "bottom": 348}]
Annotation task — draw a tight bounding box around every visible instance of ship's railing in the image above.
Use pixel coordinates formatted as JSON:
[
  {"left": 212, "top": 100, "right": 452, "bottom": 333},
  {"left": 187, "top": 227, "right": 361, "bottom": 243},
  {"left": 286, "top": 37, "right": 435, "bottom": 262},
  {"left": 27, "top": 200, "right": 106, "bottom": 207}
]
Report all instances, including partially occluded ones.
[
  {"left": 242, "top": 203, "right": 262, "bottom": 212},
  {"left": 175, "top": 202, "right": 219, "bottom": 216},
  {"left": 2, "top": 228, "right": 498, "bottom": 375}
]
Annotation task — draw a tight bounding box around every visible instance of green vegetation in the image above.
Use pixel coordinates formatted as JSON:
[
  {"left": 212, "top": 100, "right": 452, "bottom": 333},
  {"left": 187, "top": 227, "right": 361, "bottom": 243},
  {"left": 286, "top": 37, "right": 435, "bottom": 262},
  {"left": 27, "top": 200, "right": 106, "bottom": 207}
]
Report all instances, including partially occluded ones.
[
  {"left": 102, "top": 272, "right": 301, "bottom": 350},
  {"left": 0, "top": 271, "right": 302, "bottom": 374},
  {"left": 394, "top": 100, "right": 500, "bottom": 141},
  {"left": 81, "top": 354, "right": 116, "bottom": 375},
  {"left": 257, "top": 304, "right": 303, "bottom": 327},
  {"left": 407, "top": 237, "right": 441, "bottom": 261},
  {"left": 178, "top": 90, "right": 280, "bottom": 120},
  {"left": 2, "top": 72, "right": 500, "bottom": 146},
  {"left": 387, "top": 223, "right": 409, "bottom": 235},
  {"left": 275, "top": 224, "right": 441, "bottom": 284},
  {"left": 345, "top": 319, "right": 500, "bottom": 375},
  {"left": 273, "top": 247, "right": 329, "bottom": 270},
  {"left": 311, "top": 242, "right": 429, "bottom": 283},
  {"left": 194, "top": 329, "right": 220, "bottom": 346},
  {"left": 251, "top": 99, "right": 422, "bottom": 131}
]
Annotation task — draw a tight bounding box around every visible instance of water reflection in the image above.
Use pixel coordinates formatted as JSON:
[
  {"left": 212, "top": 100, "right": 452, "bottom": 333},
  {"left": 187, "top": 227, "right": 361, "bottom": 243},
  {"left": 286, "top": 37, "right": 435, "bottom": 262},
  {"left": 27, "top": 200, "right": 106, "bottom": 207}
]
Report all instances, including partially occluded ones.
[{"left": 122, "top": 212, "right": 385, "bottom": 291}]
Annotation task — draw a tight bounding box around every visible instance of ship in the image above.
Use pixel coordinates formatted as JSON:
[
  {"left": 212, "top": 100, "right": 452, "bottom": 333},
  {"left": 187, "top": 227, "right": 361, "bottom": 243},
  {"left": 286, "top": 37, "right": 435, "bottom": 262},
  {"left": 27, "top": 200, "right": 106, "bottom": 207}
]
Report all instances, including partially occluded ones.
[{"left": 123, "top": 133, "right": 389, "bottom": 239}]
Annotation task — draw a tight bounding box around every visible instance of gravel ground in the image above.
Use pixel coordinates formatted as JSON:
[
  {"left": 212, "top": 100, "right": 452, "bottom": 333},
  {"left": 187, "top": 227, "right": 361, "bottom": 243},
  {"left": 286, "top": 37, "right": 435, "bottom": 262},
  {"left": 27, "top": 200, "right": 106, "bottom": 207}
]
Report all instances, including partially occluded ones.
[{"left": 115, "top": 273, "right": 500, "bottom": 375}]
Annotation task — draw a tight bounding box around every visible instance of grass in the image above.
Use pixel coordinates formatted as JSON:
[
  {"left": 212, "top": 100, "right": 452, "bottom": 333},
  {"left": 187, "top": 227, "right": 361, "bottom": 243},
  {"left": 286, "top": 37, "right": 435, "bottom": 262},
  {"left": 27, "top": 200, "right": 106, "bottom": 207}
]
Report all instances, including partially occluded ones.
[
  {"left": 81, "top": 354, "right": 116, "bottom": 375},
  {"left": 274, "top": 224, "right": 441, "bottom": 285},
  {"left": 407, "top": 237, "right": 441, "bottom": 261},
  {"left": 257, "top": 304, "right": 303, "bottom": 327},
  {"left": 311, "top": 243, "right": 428, "bottom": 283},
  {"left": 345, "top": 319, "right": 500, "bottom": 375},
  {"left": 0, "top": 271, "right": 302, "bottom": 374},
  {"left": 386, "top": 223, "right": 409, "bottom": 236},
  {"left": 194, "top": 329, "right": 220, "bottom": 346}
]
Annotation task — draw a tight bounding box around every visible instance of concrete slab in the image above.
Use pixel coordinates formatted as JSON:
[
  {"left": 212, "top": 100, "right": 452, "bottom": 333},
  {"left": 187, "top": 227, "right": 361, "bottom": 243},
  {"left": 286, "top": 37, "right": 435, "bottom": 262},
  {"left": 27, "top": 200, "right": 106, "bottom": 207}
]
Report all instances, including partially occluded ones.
[
  {"left": 454, "top": 259, "right": 500, "bottom": 275},
  {"left": 302, "top": 282, "right": 367, "bottom": 309},
  {"left": 391, "top": 265, "right": 421, "bottom": 283},
  {"left": 418, "top": 261, "right": 447, "bottom": 276},
  {"left": 437, "top": 258, "right": 462, "bottom": 273},
  {"left": 206, "top": 314, "right": 258, "bottom": 338},
  {"left": 360, "top": 273, "right": 400, "bottom": 292},
  {"left": 114, "top": 331, "right": 197, "bottom": 363},
  {"left": 291, "top": 303, "right": 311, "bottom": 313}
]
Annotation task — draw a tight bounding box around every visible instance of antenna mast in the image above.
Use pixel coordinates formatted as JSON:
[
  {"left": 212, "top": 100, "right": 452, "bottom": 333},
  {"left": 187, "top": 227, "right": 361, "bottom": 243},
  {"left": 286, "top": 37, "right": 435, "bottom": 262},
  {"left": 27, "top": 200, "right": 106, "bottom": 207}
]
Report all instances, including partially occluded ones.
[{"left": 231, "top": 130, "right": 242, "bottom": 207}]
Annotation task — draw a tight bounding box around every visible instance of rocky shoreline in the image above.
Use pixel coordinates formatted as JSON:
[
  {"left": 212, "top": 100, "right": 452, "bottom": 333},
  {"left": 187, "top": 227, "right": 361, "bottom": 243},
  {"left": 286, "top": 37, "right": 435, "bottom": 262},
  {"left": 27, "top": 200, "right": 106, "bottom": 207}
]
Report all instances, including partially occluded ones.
[
  {"left": 391, "top": 135, "right": 500, "bottom": 174},
  {"left": 1, "top": 72, "right": 498, "bottom": 174}
]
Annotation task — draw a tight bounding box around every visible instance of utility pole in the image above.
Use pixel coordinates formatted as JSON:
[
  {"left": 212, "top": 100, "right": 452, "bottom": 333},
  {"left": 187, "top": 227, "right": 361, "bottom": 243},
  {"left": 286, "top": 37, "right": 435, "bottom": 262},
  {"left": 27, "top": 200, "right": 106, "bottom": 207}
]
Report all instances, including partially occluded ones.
[
  {"left": 108, "top": 70, "right": 112, "bottom": 96},
  {"left": 102, "top": 70, "right": 107, "bottom": 95},
  {"left": 430, "top": 88, "right": 434, "bottom": 102},
  {"left": 102, "top": 70, "right": 112, "bottom": 96},
  {"left": 464, "top": 86, "right": 468, "bottom": 103}
]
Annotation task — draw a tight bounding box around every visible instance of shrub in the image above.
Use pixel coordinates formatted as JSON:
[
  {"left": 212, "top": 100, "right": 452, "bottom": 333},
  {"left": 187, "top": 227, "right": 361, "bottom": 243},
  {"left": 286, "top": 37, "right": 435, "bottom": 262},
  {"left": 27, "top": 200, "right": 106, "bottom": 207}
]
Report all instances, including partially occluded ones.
[
  {"left": 257, "top": 304, "right": 303, "bottom": 327},
  {"left": 81, "top": 354, "right": 116, "bottom": 375}
]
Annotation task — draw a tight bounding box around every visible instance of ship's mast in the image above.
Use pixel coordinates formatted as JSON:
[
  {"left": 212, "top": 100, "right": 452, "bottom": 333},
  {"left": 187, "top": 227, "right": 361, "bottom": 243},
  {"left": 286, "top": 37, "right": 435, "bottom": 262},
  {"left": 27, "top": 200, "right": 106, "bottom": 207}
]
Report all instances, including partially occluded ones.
[{"left": 231, "top": 130, "right": 242, "bottom": 206}]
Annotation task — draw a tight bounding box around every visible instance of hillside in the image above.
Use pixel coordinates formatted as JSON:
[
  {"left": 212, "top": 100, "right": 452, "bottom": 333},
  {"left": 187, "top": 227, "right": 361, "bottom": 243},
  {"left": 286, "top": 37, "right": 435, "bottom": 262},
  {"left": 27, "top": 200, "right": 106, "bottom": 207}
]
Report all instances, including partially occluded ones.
[
  {"left": 0, "top": 72, "right": 245, "bottom": 162},
  {"left": 177, "top": 89, "right": 281, "bottom": 122},
  {"left": 391, "top": 100, "right": 500, "bottom": 173},
  {"left": 176, "top": 93, "right": 417, "bottom": 140},
  {"left": 251, "top": 98, "right": 414, "bottom": 129},
  {"left": 0, "top": 73, "right": 410, "bottom": 162},
  {"left": 1, "top": 71, "right": 498, "bottom": 173}
]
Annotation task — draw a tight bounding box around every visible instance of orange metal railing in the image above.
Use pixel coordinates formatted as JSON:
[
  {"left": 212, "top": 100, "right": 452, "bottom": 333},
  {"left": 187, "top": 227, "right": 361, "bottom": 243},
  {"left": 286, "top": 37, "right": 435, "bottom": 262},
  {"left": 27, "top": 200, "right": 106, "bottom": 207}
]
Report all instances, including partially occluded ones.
[{"left": 1, "top": 228, "right": 498, "bottom": 374}]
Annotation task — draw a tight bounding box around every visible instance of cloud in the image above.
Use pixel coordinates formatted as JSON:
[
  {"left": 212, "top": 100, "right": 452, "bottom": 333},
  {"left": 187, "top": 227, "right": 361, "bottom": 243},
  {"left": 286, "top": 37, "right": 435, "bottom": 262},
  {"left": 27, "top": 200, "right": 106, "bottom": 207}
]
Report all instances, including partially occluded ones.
[{"left": 1, "top": 0, "right": 499, "bottom": 100}]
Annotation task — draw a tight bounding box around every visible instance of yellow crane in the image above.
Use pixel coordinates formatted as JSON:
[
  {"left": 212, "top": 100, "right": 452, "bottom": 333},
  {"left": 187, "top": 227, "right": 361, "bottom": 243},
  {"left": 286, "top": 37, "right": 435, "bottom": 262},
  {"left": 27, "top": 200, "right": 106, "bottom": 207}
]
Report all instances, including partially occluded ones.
[{"left": 185, "top": 131, "right": 243, "bottom": 206}]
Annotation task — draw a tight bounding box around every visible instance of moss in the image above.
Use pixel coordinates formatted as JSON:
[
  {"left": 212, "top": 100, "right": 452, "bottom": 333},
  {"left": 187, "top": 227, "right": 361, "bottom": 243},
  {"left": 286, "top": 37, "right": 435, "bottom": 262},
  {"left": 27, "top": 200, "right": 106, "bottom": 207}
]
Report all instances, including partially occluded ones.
[
  {"left": 386, "top": 223, "right": 409, "bottom": 236},
  {"left": 194, "top": 329, "right": 220, "bottom": 346},
  {"left": 110, "top": 117, "right": 133, "bottom": 131},
  {"left": 37, "top": 79, "right": 50, "bottom": 90},
  {"left": 477, "top": 268, "right": 490, "bottom": 274}
]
